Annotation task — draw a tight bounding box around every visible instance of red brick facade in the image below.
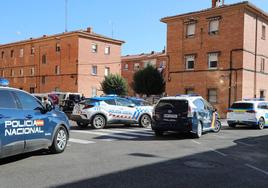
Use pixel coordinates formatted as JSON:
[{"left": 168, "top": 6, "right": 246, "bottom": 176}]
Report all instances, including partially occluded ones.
[
  {"left": 121, "top": 51, "right": 167, "bottom": 96},
  {"left": 161, "top": 2, "right": 268, "bottom": 117},
  {"left": 0, "top": 28, "right": 124, "bottom": 97}
]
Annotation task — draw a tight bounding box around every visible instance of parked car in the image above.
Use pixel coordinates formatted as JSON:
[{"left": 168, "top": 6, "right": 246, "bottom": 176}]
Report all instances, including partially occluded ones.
[
  {"left": 152, "top": 94, "right": 221, "bottom": 138},
  {"left": 0, "top": 78, "right": 70, "bottom": 159},
  {"left": 71, "top": 96, "right": 153, "bottom": 129},
  {"left": 32, "top": 93, "right": 57, "bottom": 106},
  {"left": 227, "top": 99, "right": 268, "bottom": 129}
]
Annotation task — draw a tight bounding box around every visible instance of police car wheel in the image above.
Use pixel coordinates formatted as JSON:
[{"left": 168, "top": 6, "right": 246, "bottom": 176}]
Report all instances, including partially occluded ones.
[
  {"left": 92, "top": 115, "right": 106, "bottom": 129},
  {"left": 257, "top": 118, "right": 265, "bottom": 130},
  {"left": 77, "top": 122, "right": 89, "bottom": 128},
  {"left": 139, "top": 114, "right": 152, "bottom": 128},
  {"left": 50, "top": 126, "right": 68, "bottom": 154},
  {"left": 194, "top": 121, "right": 202, "bottom": 138}
]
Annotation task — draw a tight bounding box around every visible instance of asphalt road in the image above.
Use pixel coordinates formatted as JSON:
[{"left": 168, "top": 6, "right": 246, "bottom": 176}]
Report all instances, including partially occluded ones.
[{"left": 0, "top": 121, "right": 268, "bottom": 188}]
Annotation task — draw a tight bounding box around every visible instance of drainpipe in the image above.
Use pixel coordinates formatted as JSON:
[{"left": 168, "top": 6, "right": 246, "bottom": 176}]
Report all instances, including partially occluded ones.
[
  {"left": 254, "top": 15, "right": 258, "bottom": 98},
  {"left": 229, "top": 49, "right": 243, "bottom": 108}
]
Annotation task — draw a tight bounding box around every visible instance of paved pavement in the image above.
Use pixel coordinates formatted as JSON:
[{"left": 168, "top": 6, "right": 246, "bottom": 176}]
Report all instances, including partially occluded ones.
[{"left": 0, "top": 121, "right": 268, "bottom": 188}]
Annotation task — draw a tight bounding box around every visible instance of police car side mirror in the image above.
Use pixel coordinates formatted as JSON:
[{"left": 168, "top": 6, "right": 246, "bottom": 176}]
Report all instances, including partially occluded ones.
[{"left": 128, "top": 104, "right": 135, "bottom": 108}]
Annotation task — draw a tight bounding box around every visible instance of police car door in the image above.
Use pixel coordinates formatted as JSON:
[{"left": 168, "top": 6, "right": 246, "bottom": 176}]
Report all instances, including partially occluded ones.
[
  {"left": 194, "top": 99, "right": 212, "bottom": 129},
  {"left": 13, "top": 90, "right": 49, "bottom": 151},
  {"left": 115, "top": 98, "right": 136, "bottom": 123},
  {"left": 0, "top": 89, "right": 24, "bottom": 157}
]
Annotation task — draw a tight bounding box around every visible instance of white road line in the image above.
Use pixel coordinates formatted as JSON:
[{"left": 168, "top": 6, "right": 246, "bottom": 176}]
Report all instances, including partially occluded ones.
[
  {"left": 245, "top": 164, "right": 268, "bottom": 176},
  {"left": 191, "top": 140, "right": 201, "bottom": 145},
  {"left": 236, "top": 141, "right": 254, "bottom": 147},
  {"left": 69, "top": 138, "right": 95, "bottom": 144},
  {"left": 97, "top": 129, "right": 153, "bottom": 137},
  {"left": 115, "top": 129, "right": 154, "bottom": 134},
  {"left": 71, "top": 130, "right": 136, "bottom": 139},
  {"left": 209, "top": 148, "right": 227, "bottom": 157}
]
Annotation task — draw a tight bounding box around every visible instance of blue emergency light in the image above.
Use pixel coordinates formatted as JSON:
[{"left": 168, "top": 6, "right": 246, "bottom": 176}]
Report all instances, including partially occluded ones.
[{"left": 0, "top": 77, "right": 9, "bottom": 87}]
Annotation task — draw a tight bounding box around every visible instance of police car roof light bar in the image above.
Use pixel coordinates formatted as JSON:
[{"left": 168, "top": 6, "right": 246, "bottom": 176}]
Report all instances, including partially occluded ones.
[{"left": 0, "top": 77, "right": 9, "bottom": 87}]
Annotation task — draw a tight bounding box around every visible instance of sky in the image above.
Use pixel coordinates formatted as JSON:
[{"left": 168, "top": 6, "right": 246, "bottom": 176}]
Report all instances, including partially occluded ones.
[{"left": 0, "top": 0, "right": 267, "bottom": 55}]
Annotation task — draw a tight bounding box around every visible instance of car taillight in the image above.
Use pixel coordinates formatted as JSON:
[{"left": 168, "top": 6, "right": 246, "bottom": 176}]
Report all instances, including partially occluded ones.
[
  {"left": 83, "top": 105, "right": 94, "bottom": 110},
  {"left": 188, "top": 106, "right": 193, "bottom": 118},
  {"left": 246, "top": 110, "right": 256, "bottom": 113}
]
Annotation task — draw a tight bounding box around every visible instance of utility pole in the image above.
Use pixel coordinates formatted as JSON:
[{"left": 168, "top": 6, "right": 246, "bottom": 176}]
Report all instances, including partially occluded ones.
[{"left": 65, "top": 0, "right": 68, "bottom": 32}]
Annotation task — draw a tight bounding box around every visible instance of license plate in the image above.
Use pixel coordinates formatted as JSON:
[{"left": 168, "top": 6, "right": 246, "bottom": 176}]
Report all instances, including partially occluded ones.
[{"left": 164, "top": 114, "right": 178, "bottom": 118}]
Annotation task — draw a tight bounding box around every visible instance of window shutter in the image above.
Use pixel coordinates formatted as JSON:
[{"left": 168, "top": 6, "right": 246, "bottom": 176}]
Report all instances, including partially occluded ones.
[
  {"left": 210, "top": 20, "right": 219, "bottom": 32},
  {"left": 187, "top": 24, "right": 196, "bottom": 36}
]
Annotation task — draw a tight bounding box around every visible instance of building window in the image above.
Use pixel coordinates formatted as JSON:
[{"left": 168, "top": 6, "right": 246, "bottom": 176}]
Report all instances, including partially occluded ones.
[
  {"left": 261, "top": 58, "right": 265, "bottom": 73},
  {"left": 185, "top": 88, "right": 195, "bottom": 94},
  {"left": 186, "top": 23, "right": 196, "bottom": 38},
  {"left": 185, "top": 55, "right": 195, "bottom": 70},
  {"left": 10, "top": 50, "right": 14, "bottom": 58},
  {"left": 55, "top": 65, "right": 60, "bottom": 75},
  {"left": 30, "top": 67, "right": 35, "bottom": 76},
  {"left": 56, "top": 43, "right": 61, "bottom": 52},
  {"left": 105, "top": 46, "right": 110, "bottom": 55},
  {"left": 209, "top": 20, "right": 219, "bottom": 35},
  {"left": 92, "top": 87, "right": 97, "bottom": 97},
  {"left": 260, "top": 90, "right": 266, "bottom": 99},
  {"left": 1, "top": 51, "right": 4, "bottom": 59},
  {"left": 42, "top": 54, "right": 47, "bottom": 64},
  {"left": 208, "top": 89, "right": 217, "bottom": 103},
  {"left": 31, "top": 47, "right": 35, "bottom": 55},
  {"left": 41, "top": 76, "right": 46, "bottom": 85},
  {"left": 144, "top": 61, "right": 156, "bottom": 68},
  {"left": 30, "top": 87, "right": 35, "bottom": 94},
  {"left": 92, "top": 44, "right": 98, "bottom": 53},
  {"left": 11, "top": 69, "right": 15, "bottom": 77},
  {"left": 19, "top": 69, "right": 23, "bottom": 76},
  {"left": 92, "top": 66, "right": 97, "bottom": 75},
  {"left": 134, "top": 63, "right": 140, "bottom": 71},
  {"left": 19, "top": 48, "right": 24, "bottom": 58},
  {"left": 208, "top": 53, "right": 219, "bottom": 69},
  {"left": 262, "top": 25, "right": 266, "bottom": 40},
  {"left": 124, "top": 63, "right": 129, "bottom": 70},
  {"left": 105, "top": 67, "right": 110, "bottom": 76}
]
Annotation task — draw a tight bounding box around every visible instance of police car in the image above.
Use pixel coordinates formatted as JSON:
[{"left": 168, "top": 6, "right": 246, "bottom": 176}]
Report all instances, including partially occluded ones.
[
  {"left": 0, "top": 78, "right": 70, "bottom": 159},
  {"left": 71, "top": 95, "right": 153, "bottom": 129},
  {"left": 152, "top": 94, "right": 221, "bottom": 138},
  {"left": 227, "top": 99, "right": 268, "bottom": 129}
]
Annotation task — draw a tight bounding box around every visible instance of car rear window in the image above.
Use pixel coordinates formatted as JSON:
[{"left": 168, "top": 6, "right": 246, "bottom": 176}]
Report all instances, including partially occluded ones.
[
  {"left": 231, "top": 103, "right": 254, "bottom": 109},
  {"left": 155, "top": 100, "right": 188, "bottom": 113}
]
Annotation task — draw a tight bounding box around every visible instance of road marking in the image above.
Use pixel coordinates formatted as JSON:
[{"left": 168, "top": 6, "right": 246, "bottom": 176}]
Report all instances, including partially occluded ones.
[
  {"left": 191, "top": 140, "right": 201, "bottom": 145},
  {"left": 97, "top": 129, "right": 153, "bottom": 137},
  {"left": 236, "top": 141, "right": 254, "bottom": 147},
  {"left": 71, "top": 130, "right": 136, "bottom": 139},
  {"left": 115, "top": 128, "right": 153, "bottom": 133},
  {"left": 209, "top": 148, "right": 227, "bottom": 157},
  {"left": 69, "top": 138, "right": 95, "bottom": 144},
  {"left": 245, "top": 164, "right": 268, "bottom": 176}
]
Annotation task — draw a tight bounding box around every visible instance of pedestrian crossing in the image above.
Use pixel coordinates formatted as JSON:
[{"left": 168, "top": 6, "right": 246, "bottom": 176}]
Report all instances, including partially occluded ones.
[{"left": 68, "top": 128, "right": 155, "bottom": 145}]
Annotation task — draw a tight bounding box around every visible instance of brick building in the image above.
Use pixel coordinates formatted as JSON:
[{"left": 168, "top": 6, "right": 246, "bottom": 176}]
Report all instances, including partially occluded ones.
[
  {"left": 161, "top": 0, "right": 268, "bottom": 117},
  {"left": 121, "top": 51, "right": 167, "bottom": 96},
  {"left": 0, "top": 27, "right": 124, "bottom": 97}
]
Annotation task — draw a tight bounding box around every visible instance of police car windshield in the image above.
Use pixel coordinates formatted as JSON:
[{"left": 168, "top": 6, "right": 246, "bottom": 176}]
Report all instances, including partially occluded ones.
[{"left": 231, "top": 103, "right": 254, "bottom": 109}]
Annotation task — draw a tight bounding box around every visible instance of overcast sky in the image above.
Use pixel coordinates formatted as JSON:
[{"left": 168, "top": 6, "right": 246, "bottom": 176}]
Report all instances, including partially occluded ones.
[{"left": 0, "top": 0, "right": 267, "bottom": 55}]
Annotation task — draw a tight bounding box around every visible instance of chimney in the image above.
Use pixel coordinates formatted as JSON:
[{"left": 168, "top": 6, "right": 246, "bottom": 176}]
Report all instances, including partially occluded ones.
[
  {"left": 86, "top": 27, "right": 93, "bottom": 33},
  {"left": 212, "top": 0, "right": 223, "bottom": 8}
]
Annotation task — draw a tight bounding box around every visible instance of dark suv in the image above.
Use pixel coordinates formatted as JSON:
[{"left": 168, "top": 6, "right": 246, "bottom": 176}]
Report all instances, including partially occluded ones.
[{"left": 152, "top": 95, "right": 221, "bottom": 138}]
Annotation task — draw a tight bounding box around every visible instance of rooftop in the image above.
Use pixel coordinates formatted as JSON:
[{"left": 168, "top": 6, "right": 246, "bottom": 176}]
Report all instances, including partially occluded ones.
[
  {"left": 161, "top": 1, "right": 268, "bottom": 23},
  {"left": 0, "top": 27, "right": 124, "bottom": 48},
  {"left": 122, "top": 51, "right": 166, "bottom": 61}
]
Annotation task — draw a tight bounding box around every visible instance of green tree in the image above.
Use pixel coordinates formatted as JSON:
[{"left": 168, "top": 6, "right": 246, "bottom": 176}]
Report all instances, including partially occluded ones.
[
  {"left": 101, "top": 74, "right": 128, "bottom": 95},
  {"left": 132, "top": 65, "right": 165, "bottom": 96}
]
